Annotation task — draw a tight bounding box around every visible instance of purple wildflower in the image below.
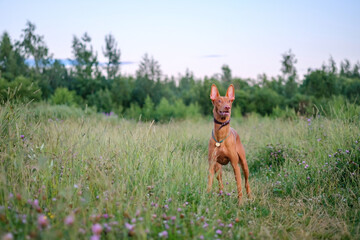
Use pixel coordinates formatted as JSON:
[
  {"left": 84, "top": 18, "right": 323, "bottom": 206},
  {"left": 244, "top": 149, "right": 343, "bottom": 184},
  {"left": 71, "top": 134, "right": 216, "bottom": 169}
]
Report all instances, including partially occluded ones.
[
  {"left": 90, "top": 235, "right": 100, "bottom": 240},
  {"left": 125, "top": 223, "right": 135, "bottom": 231},
  {"left": 64, "top": 214, "right": 75, "bottom": 226},
  {"left": 103, "top": 223, "right": 111, "bottom": 232},
  {"left": 92, "top": 223, "right": 102, "bottom": 235},
  {"left": 37, "top": 214, "right": 49, "bottom": 229},
  {"left": 158, "top": 230, "right": 168, "bottom": 238},
  {"left": 2, "top": 233, "right": 13, "bottom": 240},
  {"left": 215, "top": 229, "right": 222, "bottom": 235}
]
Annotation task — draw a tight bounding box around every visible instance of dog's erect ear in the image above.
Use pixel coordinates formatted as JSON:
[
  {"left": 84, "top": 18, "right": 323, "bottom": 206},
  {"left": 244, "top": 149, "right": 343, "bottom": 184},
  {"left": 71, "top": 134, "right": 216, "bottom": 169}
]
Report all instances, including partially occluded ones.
[
  {"left": 226, "top": 84, "right": 235, "bottom": 102},
  {"left": 210, "top": 84, "right": 220, "bottom": 101}
]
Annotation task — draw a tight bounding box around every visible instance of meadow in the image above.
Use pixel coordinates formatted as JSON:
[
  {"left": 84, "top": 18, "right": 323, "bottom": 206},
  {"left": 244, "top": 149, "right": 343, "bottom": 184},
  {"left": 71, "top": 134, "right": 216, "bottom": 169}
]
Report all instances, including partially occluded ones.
[{"left": 0, "top": 102, "right": 359, "bottom": 239}]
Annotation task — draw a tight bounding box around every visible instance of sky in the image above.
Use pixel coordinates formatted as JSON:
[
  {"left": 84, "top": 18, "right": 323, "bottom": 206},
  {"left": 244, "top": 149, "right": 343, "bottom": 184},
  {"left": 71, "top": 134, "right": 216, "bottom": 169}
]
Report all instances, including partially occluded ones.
[{"left": 0, "top": 0, "right": 359, "bottom": 80}]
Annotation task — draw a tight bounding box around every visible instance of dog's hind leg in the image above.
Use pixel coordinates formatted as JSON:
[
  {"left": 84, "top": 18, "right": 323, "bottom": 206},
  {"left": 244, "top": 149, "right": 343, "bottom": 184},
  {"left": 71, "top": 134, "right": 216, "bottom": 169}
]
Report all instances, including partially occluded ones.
[{"left": 236, "top": 142, "right": 251, "bottom": 198}]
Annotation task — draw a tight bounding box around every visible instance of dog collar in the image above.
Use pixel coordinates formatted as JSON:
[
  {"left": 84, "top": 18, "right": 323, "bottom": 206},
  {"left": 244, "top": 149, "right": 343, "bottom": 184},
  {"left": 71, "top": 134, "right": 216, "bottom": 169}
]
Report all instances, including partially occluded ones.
[
  {"left": 212, "top": 129, "right": 231, "bottom": 147},
  {"left": 213, "top": 117, "right": 230, "bottom": 130}
]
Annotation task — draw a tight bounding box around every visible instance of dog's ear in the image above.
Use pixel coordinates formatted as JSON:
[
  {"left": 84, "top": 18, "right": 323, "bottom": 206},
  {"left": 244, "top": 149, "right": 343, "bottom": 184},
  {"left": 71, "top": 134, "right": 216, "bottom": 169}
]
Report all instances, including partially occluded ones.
[
  {"left": 210, "top": 84, "right": 220, "bottom": 101},
  {"left": 226, "top": 84, "right": 235, "bottom": 102}
]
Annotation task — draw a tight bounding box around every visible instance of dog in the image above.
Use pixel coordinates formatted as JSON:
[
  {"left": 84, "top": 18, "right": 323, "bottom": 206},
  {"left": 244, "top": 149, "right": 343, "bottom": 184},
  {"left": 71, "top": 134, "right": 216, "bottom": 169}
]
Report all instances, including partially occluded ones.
[{"left": 207, "top": 84, "right": 251, "bottom": 202}]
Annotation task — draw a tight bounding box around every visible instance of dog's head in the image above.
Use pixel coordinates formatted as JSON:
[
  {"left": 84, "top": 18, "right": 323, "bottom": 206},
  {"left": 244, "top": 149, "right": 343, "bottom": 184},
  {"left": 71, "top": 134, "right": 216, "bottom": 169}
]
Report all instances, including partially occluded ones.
[{"left": 210, "top": 84, "right": 235, "bottom": 121}]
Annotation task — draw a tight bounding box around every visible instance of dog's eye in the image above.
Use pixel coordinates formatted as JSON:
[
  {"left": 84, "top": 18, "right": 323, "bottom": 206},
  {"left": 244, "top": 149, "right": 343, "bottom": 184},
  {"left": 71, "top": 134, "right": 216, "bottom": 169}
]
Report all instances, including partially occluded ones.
[{"left": 218, "top": 100, "right": 221, "bottom": 103}]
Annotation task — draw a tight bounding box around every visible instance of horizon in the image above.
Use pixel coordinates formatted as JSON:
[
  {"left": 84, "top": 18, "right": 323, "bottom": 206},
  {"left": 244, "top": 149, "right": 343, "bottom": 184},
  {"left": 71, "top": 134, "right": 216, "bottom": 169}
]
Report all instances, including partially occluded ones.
[{"left": 1, "top": 0, "right": 360, "bottom": 80}]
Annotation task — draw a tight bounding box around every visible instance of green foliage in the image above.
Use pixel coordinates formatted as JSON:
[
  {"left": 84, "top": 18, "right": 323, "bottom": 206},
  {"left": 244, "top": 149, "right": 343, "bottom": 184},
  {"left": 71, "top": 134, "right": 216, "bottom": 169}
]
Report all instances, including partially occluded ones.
[
  {"left": 87, "top": 89, "right": 113, "bottom": 113},
  {"left": 1, "top": 21, "right": 360, "bottom": 122},
  {"left": 231, "top": 105, "right": 242, "bottom": 118},
  {"left": 103, "top": 34, "right": 121, "bottom": 79},
  {"left": 186, "top": 103, "right": 202, "bottom": 120},
  {"left": 31, "top": 103, "right": 95, "bottom": 120},
  {"left": 343, "top": 77, "right": 360, "bottom": 103},
  {"left": 316, "top": 95, "right": 360, "bottom": 122},
  {"left": 271, "top": 106, "right": 297, "bottom": 119},
  {"left": 71, "top": 32, "right": 99, "bottom": 80},
  {"left": 0, "top": 76, "right": 41, "bottom": 102},
  {"left": 40, "top": 60, "right": 69, "bottom": 98},
  {"left": 252, "top": 87, "right": 283, "bottom": 115},
  {"left": 17, "top": 21, "right": 51, "bottom": 74},
  {"left": 125, "top": 102, "right": 142, "bottom": 119},
  {"left": 142, "top": 95, "right": 155, "bottom": 121},
  {"left": 302, "top": 70, "right": 339, "bottom": 98},
  {"left": 155, "top": 97, "right": 173, "bottom": 121},
  {"left": 173, "top": 99, "right": 187, "bottom": 119},
  {"left": 111, "top": 76, "right": 133, "bottom": 108},
  {"left": 50, "top": 87, "right": 77, "bottom": 106},
  {"left": 0, "top": 32, "right": 28, "bottom": 80},
  {"left": 136, "top": 53, "right": 161, "bottom": 81}
]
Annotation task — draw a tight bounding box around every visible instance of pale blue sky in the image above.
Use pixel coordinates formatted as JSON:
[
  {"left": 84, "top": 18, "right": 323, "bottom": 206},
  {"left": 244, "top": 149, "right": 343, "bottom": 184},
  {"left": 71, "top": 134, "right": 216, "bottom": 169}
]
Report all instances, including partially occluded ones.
[{"left": 1, "top": 0, "right": 359, "bottom": 79}]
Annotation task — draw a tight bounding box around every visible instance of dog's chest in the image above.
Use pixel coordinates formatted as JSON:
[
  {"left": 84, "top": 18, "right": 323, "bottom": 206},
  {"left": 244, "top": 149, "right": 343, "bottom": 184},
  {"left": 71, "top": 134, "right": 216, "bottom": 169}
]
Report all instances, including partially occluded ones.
[{"left": 213, "top": 148, "right": 230, "bottom": 165}]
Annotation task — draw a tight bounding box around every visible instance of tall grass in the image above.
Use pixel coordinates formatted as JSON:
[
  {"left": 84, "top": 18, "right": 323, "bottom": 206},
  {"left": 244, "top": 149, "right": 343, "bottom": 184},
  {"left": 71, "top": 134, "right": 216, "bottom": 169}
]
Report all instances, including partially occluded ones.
[{"left": 0, "top": 102, "right": 359, "bottom": 239}]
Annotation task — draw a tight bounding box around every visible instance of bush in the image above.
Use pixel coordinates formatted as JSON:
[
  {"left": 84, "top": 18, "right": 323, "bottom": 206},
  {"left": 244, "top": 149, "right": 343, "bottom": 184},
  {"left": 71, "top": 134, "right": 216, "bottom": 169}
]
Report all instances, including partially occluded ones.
[
  {"left": 155, "top": 97, "right": 173, "bottom": 122},
  {"left": 142, "top": 95, "right": 155, "bottom": 121},
  {"left": 231, "top": 105, "right": 243, "bottom": 119},
  {"left": 87, "top": 89, "right": 113, "bottom": 113},
  {"left": 173, "top": 99, "right": 187, "bottom": 119},
  {"left": 271, "top": 106, "right": 297, "bottom": 119},
  {"left": 0, "top": 76, "right": 41, "bottom": 102},
  {"left": 50, "top": 87, "right": 77, "bottom": 106},
  {"left": 186, "top": 103, "right": 202, "bottom": 120},
  {"left": 125, "top": 103, "right": 142, "bottom": 120},
  {"left": 252, "top": 87, "right": 283, "bottom": 115}
]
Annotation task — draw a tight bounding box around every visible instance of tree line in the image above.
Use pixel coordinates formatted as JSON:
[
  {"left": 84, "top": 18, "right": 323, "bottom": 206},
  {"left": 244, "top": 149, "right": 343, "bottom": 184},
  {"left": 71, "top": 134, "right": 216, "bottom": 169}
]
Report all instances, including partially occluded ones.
[{"left": 1, "top": 21, "right": 360, "bottom": 121}]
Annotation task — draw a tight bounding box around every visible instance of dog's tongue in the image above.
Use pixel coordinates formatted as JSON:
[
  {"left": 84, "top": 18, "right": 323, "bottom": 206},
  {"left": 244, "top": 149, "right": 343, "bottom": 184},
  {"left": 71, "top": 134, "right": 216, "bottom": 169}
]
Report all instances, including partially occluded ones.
[{"left": 220, "top": 111, "right": 230, "bottom": 116}]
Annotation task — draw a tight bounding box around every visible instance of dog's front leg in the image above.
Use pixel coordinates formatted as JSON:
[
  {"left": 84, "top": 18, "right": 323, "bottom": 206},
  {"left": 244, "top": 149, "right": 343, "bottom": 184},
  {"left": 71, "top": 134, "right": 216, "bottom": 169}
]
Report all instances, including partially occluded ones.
[
  {"left": 215, "top": 163, "right": 224, "bottom": 192},
  {"left": 207, "top": 161, "right": 216, "bottom": 193}
]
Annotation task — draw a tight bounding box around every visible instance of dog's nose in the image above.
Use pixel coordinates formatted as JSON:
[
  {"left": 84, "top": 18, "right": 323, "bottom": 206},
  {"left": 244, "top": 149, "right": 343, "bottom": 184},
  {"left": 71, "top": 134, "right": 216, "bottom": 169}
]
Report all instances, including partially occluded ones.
[{"left": 224, "top": 105, "right": 230, "bottom": 110}]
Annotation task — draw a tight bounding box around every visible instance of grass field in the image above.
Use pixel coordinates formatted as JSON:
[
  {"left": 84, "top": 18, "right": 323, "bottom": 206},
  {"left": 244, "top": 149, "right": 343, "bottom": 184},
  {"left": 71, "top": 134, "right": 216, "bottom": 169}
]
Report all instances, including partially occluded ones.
[{"left": 1, "top": 103, "right": 360, "bottom": 239}]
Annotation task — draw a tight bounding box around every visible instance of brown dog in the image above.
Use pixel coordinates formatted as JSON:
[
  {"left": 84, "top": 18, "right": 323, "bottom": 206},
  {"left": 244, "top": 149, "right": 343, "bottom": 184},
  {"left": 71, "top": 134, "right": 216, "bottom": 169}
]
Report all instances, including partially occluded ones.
[{"left": 207, "top": 84, "right": 251, "bottom": 202}]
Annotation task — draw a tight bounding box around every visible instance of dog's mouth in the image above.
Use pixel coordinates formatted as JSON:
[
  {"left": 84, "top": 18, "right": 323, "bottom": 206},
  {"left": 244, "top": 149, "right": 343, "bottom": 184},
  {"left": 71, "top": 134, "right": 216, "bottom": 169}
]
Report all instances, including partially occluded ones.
[{"left": 219, "top": 110, "right": 230, "bottom": 116}]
